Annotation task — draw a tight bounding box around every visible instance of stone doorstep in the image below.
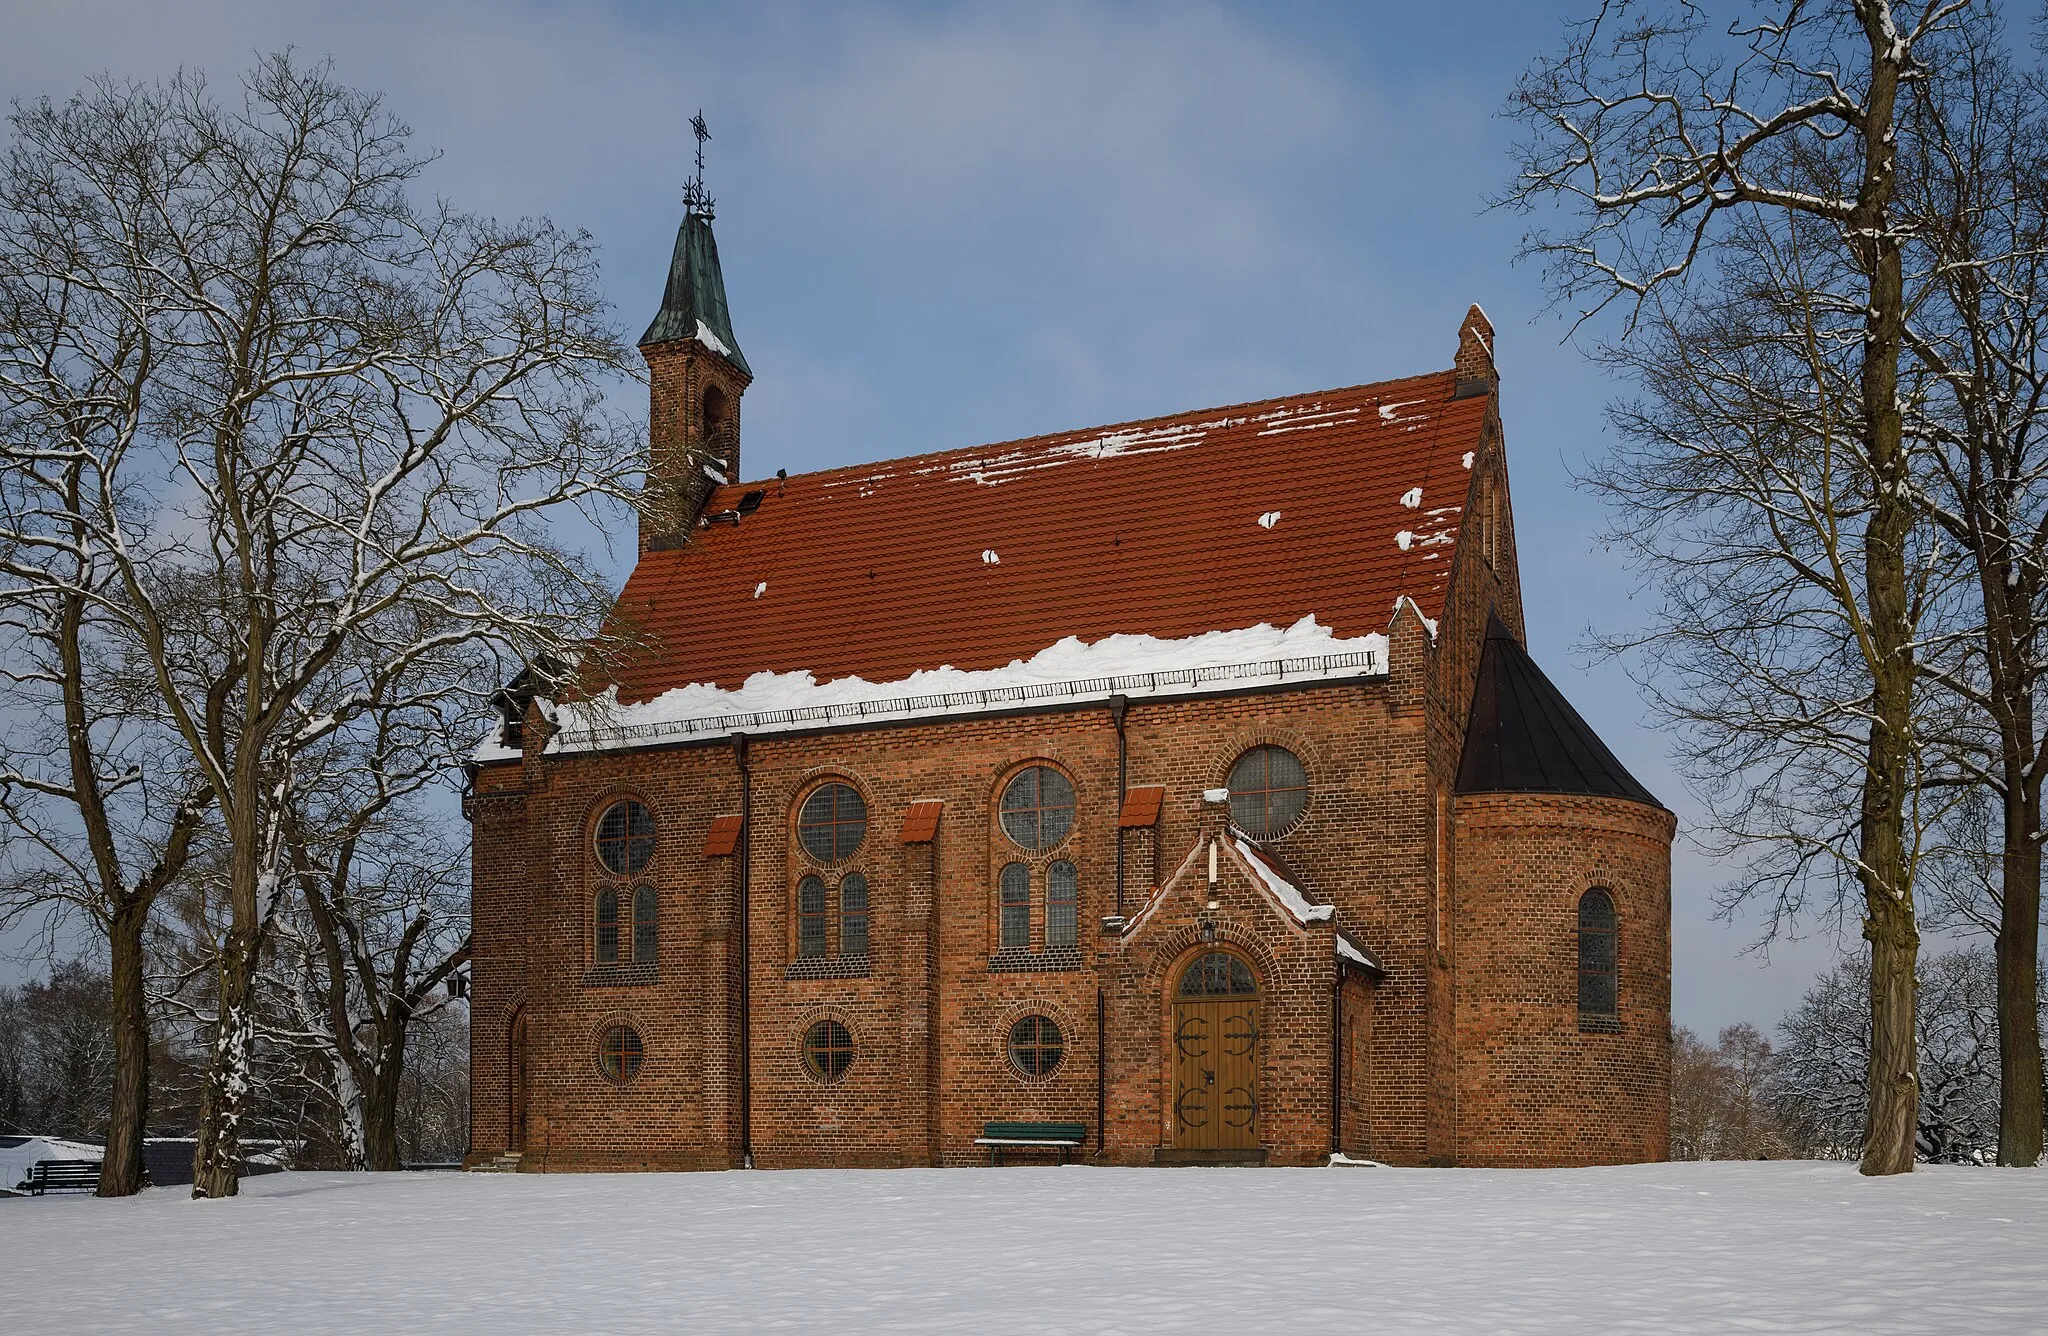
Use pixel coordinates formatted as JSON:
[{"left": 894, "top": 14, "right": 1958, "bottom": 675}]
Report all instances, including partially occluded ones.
[
  {"left": 1150, "top": 1147, "right": 1270, "bottom": 1167},
  {"left": 465, "top": 1151, "right": 525, "bottom": 1173}
]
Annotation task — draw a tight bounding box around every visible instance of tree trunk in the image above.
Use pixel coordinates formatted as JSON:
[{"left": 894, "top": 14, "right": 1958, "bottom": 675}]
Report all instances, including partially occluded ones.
[
  {"left": 1852, "top": 9, "right": 1919, "bottom": 1178},
  {"left": 1997, "top": 780, "right": 2044, "bottom": 1165},
  {"left": 192, "top": 923, "right": 260, "bottom": 1198},
  {"left": 1862, "top": 901, "right": 1922, "bottom": 1173},
  {"left": 363, "top": 1051, "right": 404, "bottom": 1172},
  {"left": 97, "top": 900, "right": 152, "bottom": 1196}
]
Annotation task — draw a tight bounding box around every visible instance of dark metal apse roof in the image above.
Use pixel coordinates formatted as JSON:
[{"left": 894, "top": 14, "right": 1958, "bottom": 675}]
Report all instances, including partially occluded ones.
[{"left": 1455, "top": 614, "right": 1661, "bottom": 807}]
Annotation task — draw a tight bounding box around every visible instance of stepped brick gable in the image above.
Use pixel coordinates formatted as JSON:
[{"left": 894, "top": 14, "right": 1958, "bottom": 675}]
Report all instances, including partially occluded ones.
[{"left": 464, "top": 202, "right": 1674, "bottom": 1171}]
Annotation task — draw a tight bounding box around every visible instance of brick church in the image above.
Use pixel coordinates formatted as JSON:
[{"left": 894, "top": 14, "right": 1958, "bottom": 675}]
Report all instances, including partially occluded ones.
[{"left": 464, "top": 195, "right": 1675, "bottom": 1171}]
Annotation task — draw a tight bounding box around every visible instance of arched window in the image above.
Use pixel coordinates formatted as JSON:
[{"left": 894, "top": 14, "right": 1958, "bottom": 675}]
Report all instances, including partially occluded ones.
[
  {"left": 1179, "top": 951, "right": 1257, "bottom": 997},
  {"left": 1578, "top": 889, "right": 1619, "bottom": 1020},
  {"left": 999, "top": 862, "right": 1031, "bottom": 950},
  {"left": 1046, "top": 860, "right": 1078, "bottom": 948},
  {"left": 840, "top": 873, "right": 869, "bottom": 956},
  {"left": 1009, "top": 1015, "right": 1064, "bottom": 1078},
  {"left": 632, "top": 885, "right": 658, "bottom": 965},
  {"left": 1000, "top": 766, "right": 1075, "bottom": 850},
  {"left": 594, "top": 887, "right": 621, "bottom": 965},
  {"left": 596, "top": 800, "right": 656, "bottom": 874},
  {"left": 803, "top": 1019, "right": 855, "bottom": 1083},
  {"left": 703, "top": 382, "right": 730, "bottom": 435},
  {"left": 797, "top": 876, "right": 828, "bottom": 958},
  {"left": 1226, "top": 746, "right": 1308, "bottom": 839},
  {"left": 598, "top": 1024, "right": 644, "bottom": 1082},
  {"left": 798, "top": 783, "right": 867, "bottom": 863}
]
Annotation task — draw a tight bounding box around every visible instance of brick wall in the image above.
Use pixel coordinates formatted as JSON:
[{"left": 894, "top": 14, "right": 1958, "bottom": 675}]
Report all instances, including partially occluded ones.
[
  {"left": 465, "top": 594, "right": 1675, "bottom": 1172},
  {"left": 1450, "top": 792, "right": 1675, "bottom": 1166},
  {"left": 639, "top": 339, "right": 749, "bottom": 554}
]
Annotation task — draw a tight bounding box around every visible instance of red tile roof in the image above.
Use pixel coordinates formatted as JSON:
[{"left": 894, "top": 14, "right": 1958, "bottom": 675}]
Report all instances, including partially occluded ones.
[
  {"left": 899, "top": 800, "right": 945, "bottom": 844},
  {"left": 608, "top": 369, "right": 1486, "bottom": 701},
  {"left": 700, "top": 814, "right": 743, "bottom": 857},
  {"left": 1118, "top": 786, "right": 1166, "bottom": 829}
]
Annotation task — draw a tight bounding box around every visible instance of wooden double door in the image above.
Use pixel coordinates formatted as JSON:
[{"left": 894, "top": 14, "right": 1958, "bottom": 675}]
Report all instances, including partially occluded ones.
[{"left": 1171, "top": 952, "right": 1260, "bottom": 1150}]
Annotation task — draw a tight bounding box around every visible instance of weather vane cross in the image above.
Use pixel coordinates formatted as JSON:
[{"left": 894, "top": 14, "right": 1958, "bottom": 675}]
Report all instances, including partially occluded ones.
[{"left": 684, "top": 110, "right": 715, "bottom": 219}]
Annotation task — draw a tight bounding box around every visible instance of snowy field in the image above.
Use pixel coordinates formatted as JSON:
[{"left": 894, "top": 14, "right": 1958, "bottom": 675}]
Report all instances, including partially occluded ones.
[{"left": 4, "top": 1160, "right": 2044, "bottom": 1333}]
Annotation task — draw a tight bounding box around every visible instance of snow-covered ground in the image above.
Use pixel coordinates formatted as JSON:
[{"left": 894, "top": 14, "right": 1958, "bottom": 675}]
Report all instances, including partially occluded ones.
[{"left": 3, "top": 1160, "right": 2042, "bottom": 1332}]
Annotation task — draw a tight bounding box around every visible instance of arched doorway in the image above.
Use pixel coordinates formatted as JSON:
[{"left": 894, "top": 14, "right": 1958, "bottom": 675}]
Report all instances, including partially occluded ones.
[
  {"left": 507, "top": 1008, "right": 529, "bottom": 1152},
  {"left": 1171, "top": 951, "right": 1259, "bottom": 1150}
]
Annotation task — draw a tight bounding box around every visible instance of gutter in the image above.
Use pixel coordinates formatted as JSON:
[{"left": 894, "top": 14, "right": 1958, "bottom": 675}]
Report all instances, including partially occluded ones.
[
  {"left": 733, "top": 732, "right": 753, "bottom": 1169},
  {"left": 1110, "top": 695, "right": 1128, "bottom": 915}
]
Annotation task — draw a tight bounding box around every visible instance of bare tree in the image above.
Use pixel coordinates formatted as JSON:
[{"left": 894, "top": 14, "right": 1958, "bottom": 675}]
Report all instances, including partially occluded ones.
[
  {"left": 1506, "top": 0, "right": 1976, "bottom": 1174},
  {"left": 1670, "top": 1022, "right": 1796, "bottom": 1158},
  {"left": 1893, "top": 21, "right": 2048, "bottom": 1165},
  {"left": 0, "top": 357, "right": 211, "bottom": 1194},
  {"left": 1773, "top": 944, "right": 2020, "bottom": 1160},
  {"left": 1671, "top": 1025, "right": 1735, "bottom": 1158},
  {"left": 0, "top": 55, "right": 638, "bottom": 1196},
  {"left": 0, "top": 959, "right": 114, "bottom": 1142},
  {"left": 266, "top": 694, "right": 472, "bottom": 1170}
]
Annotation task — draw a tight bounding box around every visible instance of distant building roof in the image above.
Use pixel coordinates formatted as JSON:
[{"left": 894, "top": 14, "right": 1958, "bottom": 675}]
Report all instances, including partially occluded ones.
[
  {"left": 639, "top": 210, "right": 749, "bottom": 375},
  {"left": 1455, "top": 614, "right": 1661, "bottom": 807},
  {"left": 606, "top": 370, "right": 1487, "bottom": 701}
]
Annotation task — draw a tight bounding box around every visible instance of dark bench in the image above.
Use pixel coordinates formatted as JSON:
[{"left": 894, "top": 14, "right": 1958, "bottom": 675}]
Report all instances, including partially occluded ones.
[
  {"left": 975, "top": 1122, "right": 1087, "bottom": 1166},
  {"left": 19, "top": 1160, "right": 100, "bottom": 1195}
]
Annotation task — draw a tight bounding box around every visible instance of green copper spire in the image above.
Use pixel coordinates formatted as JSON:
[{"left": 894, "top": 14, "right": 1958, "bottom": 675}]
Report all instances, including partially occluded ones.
[{"left": 638, "top": 209, "right": 749, "bottom": 376}]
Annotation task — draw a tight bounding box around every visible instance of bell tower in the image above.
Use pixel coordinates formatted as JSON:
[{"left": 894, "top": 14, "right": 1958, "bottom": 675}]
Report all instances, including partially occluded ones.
[{"left": 639, "top": 112, "right": 751, "bottom": 552}]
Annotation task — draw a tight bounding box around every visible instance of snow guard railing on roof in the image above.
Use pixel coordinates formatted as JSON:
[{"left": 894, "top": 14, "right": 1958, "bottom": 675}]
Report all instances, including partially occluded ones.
[{"left": 556, "top": 648, "right": 1386, "bottom": 751}]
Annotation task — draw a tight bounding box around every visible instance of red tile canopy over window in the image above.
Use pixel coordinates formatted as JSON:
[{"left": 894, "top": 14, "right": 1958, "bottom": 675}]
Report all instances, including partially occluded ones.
[
  {"left": 701, "top": 814, "right": 743, "bottom": 857},
  {"left": 1117, "top": 786, "right": 1165, "bottom": 828},
  {"left": 899, "top": 800, "right": 944, "bottom": 844}
]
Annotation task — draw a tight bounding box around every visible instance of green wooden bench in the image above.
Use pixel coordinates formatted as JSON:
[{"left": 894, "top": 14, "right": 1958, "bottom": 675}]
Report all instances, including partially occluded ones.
[
  {"left": 19, "top": 1160, "right": 100, "bottom": 1195},
  {"left": 975, "top": 1121, "right": 1087, "bottom": 1166}
]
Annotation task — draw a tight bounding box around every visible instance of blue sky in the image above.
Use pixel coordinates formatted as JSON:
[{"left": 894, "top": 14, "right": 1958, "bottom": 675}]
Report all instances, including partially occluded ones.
[{"left": 0, "top": 0, "right": 1865, "bottom": 1033}]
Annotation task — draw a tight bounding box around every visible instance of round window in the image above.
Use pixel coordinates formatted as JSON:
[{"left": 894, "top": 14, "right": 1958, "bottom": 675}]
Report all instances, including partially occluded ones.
[
  {"left": 1000, "top": 765, "right": 1076, "bottom": 851},
  {"left": 1225, "top": 746, "right": 1308, "bottom": 839},
  {"left": 597, "top": 1024, "right": 645, "bottom": 1082},
  {"left": 798, "top": 783, "right": 867, "bottom": 863},
  {"left": 1008, "top": 1015, "right": 1064, "bottom": 1078},
  {"left": 802, "top": 1019, "right": 855, "bottom": 1083},
  {"left": 595, "top": 800, "right": 656, "bottom": 874}
]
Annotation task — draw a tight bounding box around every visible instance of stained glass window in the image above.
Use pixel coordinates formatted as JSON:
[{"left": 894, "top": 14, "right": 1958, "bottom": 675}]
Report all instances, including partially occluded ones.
[
  {"left": 632, "top": 884, "right": 658, "bottom": 965},
  {"left": 598, "top": 1025, "right": 644, "bottom": 1082},
  {"left": 797, "top": 875, "right": 827, "bottom": 958},
  {"left": 1008, "top": 1015, "right": 1064, "bottom": 1078},
  {"left": 1226, "top": 747, "right": 1308, "bottom": 839},
  {"left": 596, "top": 800, "right": 656, "bottom": 874},
  {"left": 1046, "top": 861, "right": 1078, "bottom": 948},
  {"left": 1179, "top": 951, "right": 1257, "bottom": 997},
  {"left": 840, "top": 873, "right": 869, "bottom": 956},
  {"left": 594, "top": 887, "right": 620, "bottom": 965},
  {"left": 1000, "top": 766, "right": 1075, "bottom": 851},
  {"left": 798, "top": 783, "right": 867, "bottom": 863},
  {"left": 1579, "top": 889, "right": 1619, "bottom": 1018},
  {"left": 803, "top": 1019, "right": 854, "bottom": 1083},
  {"left": 999, "top": 862, "right": 1031, "bottom": 950}
]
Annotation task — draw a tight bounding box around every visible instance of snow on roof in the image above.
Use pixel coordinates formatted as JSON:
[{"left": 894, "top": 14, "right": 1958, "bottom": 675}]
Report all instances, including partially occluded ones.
[
  {"left": 608, "top": 368, "right": 1486, "bottom": 700},
  {"left": 1232, "top": 837, "right": 1333, "bottom": 924},
  {"left": 2, "top": 1135, "right": 102, "bottom": 1191},
  {"left": 1336, "top": 931, "right": 1383, "bottom": 972},
  {"left": 693, "top": 318, "right": 733, "bottom": 358},
  {"left": 513, "top": 616, "right": 1388, "bottom": 757}
]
